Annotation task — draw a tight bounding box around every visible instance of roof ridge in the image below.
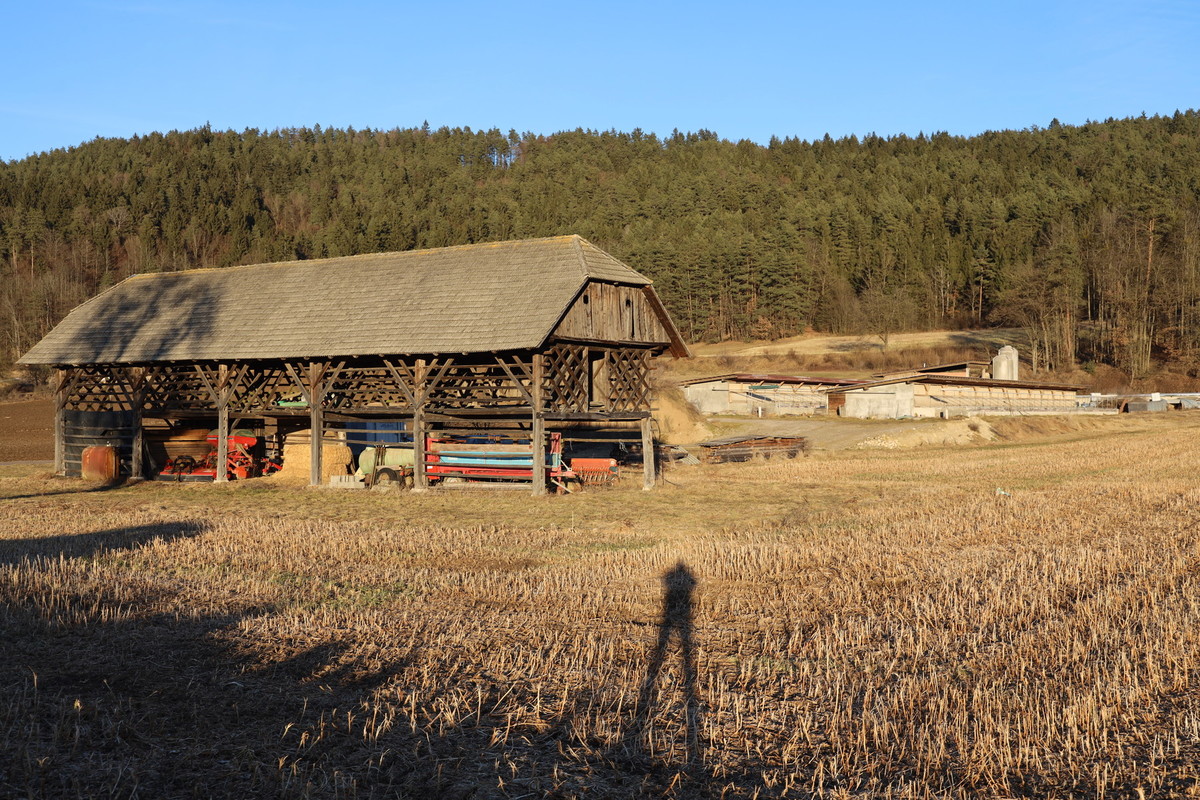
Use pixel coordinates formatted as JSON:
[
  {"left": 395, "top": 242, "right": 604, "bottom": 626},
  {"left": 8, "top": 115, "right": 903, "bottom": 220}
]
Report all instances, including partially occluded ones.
[
  {"left": 570, "top": 235, "right": 590, "bottom": 280},
  {"left": 571, "top": 236, "right": 653, "bottom": 284},
  {"left": 126, "top": 235, "right": 586, "bottom": 280}
]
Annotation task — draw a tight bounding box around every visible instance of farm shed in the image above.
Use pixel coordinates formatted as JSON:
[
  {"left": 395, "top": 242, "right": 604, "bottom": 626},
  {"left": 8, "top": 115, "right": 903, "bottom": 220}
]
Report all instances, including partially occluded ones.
[
  {"left": 18, "top": 235, "right": 689, "bottom": 493},
  {"left": 874, "top": 360, "right": 991, "bottom": 379},
  {"left": 824, "top": 374, "right": 1086, "bottom": 419},
  {"left": 680, "top": 373, "right": 865, "bottom": 415}
]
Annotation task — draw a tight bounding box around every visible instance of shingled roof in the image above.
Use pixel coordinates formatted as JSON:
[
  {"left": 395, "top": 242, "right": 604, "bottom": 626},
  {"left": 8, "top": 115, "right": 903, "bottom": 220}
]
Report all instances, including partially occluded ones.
[{"left": 21, "top": 235, "right": 683, "bottom": 365}]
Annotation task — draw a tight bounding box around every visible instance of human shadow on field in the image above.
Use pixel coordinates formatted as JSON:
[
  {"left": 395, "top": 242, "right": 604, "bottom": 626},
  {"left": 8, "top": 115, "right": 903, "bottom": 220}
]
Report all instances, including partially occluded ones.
[
  {"left": 593, "top": 561, "right": 716, "bottom": 796},
  {"left": 0, "top": 519, "right": 205, "bottom": 566},
  {"left": 634, "top": 561, "right": 702, "bottom": 763}
]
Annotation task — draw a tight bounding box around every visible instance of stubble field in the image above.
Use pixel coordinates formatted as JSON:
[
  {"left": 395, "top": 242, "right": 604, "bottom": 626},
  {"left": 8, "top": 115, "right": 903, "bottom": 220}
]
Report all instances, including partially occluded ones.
[{"left": 3, "top": 413, "right": 1200, "bottom": 798}]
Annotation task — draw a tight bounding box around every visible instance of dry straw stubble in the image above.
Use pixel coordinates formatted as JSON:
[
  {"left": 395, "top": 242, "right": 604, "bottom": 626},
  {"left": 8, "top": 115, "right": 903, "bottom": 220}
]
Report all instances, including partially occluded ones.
[{"left": 2, "top": 413, "right": 1200, "bottom": 797}]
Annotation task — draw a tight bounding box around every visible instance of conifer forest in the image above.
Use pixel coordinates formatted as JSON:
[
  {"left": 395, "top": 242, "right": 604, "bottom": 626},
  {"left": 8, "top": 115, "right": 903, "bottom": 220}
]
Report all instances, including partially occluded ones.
[{"left": 2, "top": 112, "right": 1199, "bottom": 377}]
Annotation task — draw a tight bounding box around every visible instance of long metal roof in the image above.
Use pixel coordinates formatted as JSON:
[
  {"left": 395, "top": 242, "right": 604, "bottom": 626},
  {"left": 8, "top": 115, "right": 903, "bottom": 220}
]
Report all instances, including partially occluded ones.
[
  {"left": 822, "top": 373, "right": 1086, "bottom": 393},
  {"left": 678, "top": 373, "right": 866, "bottom": 387}
]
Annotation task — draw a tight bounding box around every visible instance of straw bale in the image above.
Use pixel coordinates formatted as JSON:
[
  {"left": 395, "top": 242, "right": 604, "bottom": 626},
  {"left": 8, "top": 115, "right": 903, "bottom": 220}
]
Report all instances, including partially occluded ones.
[{"left": 272, "top": 440, "right": 354, "bottom": 486}]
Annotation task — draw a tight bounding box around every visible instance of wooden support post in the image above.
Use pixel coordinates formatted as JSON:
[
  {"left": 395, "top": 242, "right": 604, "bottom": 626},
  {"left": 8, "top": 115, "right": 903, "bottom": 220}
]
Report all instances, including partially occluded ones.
[
  {"left": 131, "top": 423, "right": 144, "bottom": 480},
  {"left": 641, "top": 415, "right": 655, "bottom": 491},
  {"left": 215, "top": 364, "right": 230, "bottom": 483},
  {"left": 309, "top": 361, "right": 323, "bottom": 487},
  {"left": 53, "top": 368, "right": 66, "bottom": 476},
  {"left": 130, "top": 370, "right": 145, "bottom": 481},
  {"left": 412, "top": 359, "right": 428, "bottom": 491},
  {"left": 309, "top": 404, "right": 322, "bottom": 487},
  {"left": 412, "top": 409, "right": 427, "bottom": 491},
  {"left": 532, "top": 353, "right": 546, "bottom": 496}
]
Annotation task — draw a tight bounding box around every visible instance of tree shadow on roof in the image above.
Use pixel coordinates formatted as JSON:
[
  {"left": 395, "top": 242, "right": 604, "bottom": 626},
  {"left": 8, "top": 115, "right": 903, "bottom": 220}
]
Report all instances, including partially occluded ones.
[{"left": 63, "top": 273, "right": 223, "bottom": 364}]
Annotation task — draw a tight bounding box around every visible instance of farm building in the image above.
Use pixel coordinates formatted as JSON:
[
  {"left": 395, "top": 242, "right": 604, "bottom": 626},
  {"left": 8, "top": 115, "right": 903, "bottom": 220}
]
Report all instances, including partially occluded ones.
[
  {"left": 873, "top": 360, "right": 991, "bottom": 379},
  {"left": 680, "top": 373, "right": 865, "bottom": 415},
  {"left": 873, "top": 347, "right": 1021, "bottom": 381},
  {"left": 18, "top": 235, "right": 689, "bottom": 493},
  {"left": 824, "top": 373, "right": 1086, "bottom": 419}
]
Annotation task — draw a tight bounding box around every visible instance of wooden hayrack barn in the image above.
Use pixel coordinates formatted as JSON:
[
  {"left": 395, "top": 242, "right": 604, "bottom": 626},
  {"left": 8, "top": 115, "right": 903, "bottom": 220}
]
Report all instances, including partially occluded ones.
[{"left": 18, "top": 235, "right": 689, "bottom": 493}]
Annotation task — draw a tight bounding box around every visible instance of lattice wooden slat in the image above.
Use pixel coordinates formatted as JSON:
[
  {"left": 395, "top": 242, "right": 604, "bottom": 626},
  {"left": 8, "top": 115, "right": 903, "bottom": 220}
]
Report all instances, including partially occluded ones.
[
  {"left": 542, "top": 345, "right": 590, "bottom": 412},
  {"left": 60, "top": 349, "right": 649, "bottom": 419},
  {"left": 424, "top": 357, "right": 532, "bottom": 410},
  {"left": 142, "top": 364, "right": 218, "bottom": 412},
  {"left": 605, "top": 348, "right": 652, "bottom": 412},
  {"left": 326, "top": 364, "right": 414, "bottom": 411},
  {"left": 228, "top": 365, "right": 295, "bottom": 412},
  {"left": 61, "top": 365, "right": 137, "bottom": 411}
]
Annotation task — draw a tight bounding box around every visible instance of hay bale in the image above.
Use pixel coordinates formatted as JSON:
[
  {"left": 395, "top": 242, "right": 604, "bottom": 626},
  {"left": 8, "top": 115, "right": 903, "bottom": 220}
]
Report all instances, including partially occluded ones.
[{"left": 273, "top": 437, "right": 353, "bottom": 486}]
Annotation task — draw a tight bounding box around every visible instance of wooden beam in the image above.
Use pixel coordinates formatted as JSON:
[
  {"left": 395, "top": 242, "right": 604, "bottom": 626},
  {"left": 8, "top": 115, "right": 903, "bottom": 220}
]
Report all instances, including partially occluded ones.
[
  {"left": 641, "top": 285, "right": 691, "bottom": 358},
  {"left": 531, "top": 353, "right": 546, "bottom": 496},
  {"left": 495, "top": 355, "right": 534, "bottom": 405},
  {"left": 412, "top": 358, "right": 428, "bottom": 491},
  {"left": 193, "top": 364, "right": 219, "bottom": 405},
  {"left": 309, "top": 361, "right": 324, "bottom": 487},
  {"left": 130, "top": 367, "right": 145, "bottom": 480},
  {"left": 381, "top": 357, "right": 417, "bottom": 406},
  {"left": 215, "top": 364, "right": 230, "bottom": 483},
  {"left": 284, "top": 362, "right": 311, "bottom": 404},
  {"left": 641, "top": 415, "right": 655, "bottom": 491},
  {"left": 53, "top": 368, "right": 66, "bottom": 476},
  {"left": 417, "top": 356, "right": 456, "bottom": 406}
]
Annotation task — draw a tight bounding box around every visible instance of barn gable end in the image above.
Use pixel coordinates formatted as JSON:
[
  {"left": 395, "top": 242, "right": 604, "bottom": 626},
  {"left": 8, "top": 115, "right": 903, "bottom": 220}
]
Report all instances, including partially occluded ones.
[{"left": 552, "top": 282, "right": 672, "bottom": 348}]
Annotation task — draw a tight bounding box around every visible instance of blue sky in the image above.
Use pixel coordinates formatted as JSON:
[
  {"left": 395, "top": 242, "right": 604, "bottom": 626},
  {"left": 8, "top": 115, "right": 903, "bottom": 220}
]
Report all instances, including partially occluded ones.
[{"left": 2, "top": 0, "right": 1198, "bottom": 161}]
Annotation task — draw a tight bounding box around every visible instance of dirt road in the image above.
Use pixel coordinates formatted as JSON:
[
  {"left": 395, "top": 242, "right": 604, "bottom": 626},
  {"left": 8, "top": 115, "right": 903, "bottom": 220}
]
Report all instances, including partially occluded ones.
[{"left": 704, "top": 414, "right": 965, "bottom": 450}]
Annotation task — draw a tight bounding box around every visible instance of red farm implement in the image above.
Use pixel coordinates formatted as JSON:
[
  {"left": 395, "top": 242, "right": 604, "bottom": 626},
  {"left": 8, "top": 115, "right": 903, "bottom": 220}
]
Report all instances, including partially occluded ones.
[
  {"left": 569, "top": 457, "right": 620, "bottom": 487},
  {"left": 158, "top": 430, "right": 276, "bottom": 482}
]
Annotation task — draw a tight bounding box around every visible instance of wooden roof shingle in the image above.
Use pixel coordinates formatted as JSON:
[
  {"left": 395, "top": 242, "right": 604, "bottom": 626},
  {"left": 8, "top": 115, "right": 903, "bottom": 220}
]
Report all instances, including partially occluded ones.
[{"left": 20, "top": 235, "right": 673, "bottom": 365}]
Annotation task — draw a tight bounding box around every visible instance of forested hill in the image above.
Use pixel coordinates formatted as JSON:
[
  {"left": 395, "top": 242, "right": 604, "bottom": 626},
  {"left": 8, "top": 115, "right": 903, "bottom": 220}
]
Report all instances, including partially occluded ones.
[{"left": 3, "top": 113, "right": 1200, "bottom": 376}]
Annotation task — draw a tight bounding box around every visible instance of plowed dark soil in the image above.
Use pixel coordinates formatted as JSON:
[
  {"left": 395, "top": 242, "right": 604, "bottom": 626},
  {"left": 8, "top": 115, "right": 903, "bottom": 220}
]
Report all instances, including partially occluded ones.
[{"left": 0, "top": 397, "right": 53, "bottom": 461}]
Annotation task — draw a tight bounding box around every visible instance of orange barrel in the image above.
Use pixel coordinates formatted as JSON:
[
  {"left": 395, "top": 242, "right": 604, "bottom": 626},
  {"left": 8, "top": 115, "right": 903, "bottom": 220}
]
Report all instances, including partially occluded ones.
[{"left": 81, "top": 445, "right": 120, "bottom": 483}]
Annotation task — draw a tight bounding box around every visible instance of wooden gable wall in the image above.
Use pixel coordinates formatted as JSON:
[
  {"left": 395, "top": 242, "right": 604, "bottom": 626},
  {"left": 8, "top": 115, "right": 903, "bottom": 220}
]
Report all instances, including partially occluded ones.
[{"left": 552, "top": 282, "right": 671, "bottom": 347}]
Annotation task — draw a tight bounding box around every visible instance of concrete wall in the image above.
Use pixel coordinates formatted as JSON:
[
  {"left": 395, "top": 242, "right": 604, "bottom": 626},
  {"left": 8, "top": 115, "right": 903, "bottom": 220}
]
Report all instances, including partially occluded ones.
[
  {"left": 911, "top": 384, "right": 1079, "bottom": 417},
  {"left": 689, "top": 375, "right": 1083, "bottom": 420},
  {"left": 683, "top": 381, "right": 828, "bottom": 416},
  {"left": 840, "top": 384, "right": 915, "bottom": 419},
  {"left": 839, "top": 381, "right": 1081, "bottom": 419},
  {"left": 683, "top": 381, "right": 734, "bottom": 414}
]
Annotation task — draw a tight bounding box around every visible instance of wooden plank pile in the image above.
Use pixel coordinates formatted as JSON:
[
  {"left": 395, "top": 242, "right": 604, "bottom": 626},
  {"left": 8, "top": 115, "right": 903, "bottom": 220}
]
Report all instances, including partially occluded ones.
[{"left": 698, "top": 435, "right": 809, "bottom": 464}]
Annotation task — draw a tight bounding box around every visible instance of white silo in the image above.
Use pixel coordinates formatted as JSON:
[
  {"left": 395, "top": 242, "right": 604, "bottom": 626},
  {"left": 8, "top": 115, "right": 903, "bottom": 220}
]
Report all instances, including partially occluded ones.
[{"left": 992, "top": 346, "right": 1019, "bottom": 381}]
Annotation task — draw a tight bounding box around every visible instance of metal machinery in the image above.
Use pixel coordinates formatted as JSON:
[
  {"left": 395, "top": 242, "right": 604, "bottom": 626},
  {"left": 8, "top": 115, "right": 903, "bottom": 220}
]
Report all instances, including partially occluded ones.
[{"left": 158, "top": 429, "right": 278, "bottom": 482}]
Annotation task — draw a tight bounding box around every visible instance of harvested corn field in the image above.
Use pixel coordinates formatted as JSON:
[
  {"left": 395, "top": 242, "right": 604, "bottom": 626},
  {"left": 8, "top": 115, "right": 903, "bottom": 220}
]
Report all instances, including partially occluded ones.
[{"left": 3, "top": 413, "right": 1200, "bottom": 798}]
